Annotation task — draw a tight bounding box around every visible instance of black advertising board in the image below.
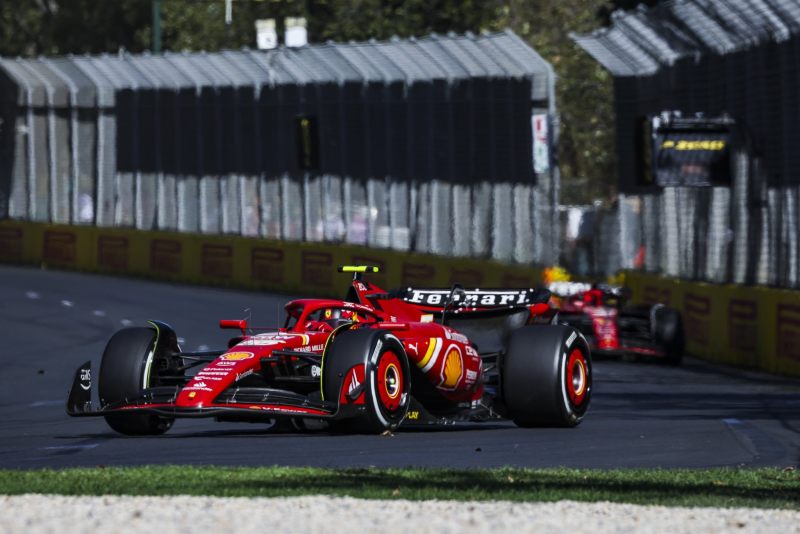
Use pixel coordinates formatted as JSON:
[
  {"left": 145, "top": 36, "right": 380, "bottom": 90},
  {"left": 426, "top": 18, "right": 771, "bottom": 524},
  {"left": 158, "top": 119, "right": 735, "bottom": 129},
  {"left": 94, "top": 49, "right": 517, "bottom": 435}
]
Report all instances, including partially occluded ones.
[{"left": 646, "top": 113, "right": 735, "bottom": 187}]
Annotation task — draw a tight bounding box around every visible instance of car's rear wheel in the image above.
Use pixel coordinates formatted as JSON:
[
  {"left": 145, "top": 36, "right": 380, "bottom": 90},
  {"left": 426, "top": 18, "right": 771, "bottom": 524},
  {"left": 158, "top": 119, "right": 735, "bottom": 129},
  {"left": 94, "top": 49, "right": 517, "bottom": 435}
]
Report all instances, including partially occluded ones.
[
  {"left": 99, "top": 327, "right": 174, "bottom": 435},
  {"left": 323, "top": 329, "right": 410, "bottom": 433},
  {"left": 502, "top": 325, "right": 592, "bottom": 427}
]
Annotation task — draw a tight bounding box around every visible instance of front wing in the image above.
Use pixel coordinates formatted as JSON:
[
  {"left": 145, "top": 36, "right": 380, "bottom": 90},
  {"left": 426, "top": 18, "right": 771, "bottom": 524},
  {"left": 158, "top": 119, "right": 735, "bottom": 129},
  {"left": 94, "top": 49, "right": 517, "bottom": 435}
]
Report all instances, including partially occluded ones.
[{"left": 66, "top": 361, "right": 349, "bottom": 421}]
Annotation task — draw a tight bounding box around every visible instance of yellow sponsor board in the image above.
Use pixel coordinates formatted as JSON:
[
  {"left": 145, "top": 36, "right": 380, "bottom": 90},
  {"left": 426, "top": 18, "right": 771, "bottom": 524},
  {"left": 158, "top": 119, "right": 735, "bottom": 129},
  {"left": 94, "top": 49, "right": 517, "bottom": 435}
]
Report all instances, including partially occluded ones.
[
  {"left": 3, "top": 219, "right": 800, "bottom": 377},
  {"left": 723, "top": 285, "right": 762, "bottom": 368},
  {"left": 0, "top": 219, "right": 541, "bottom": 298},
  {"left": 760, "top": 288, "right": 800, "bottom": 376},
  {"left": 627, "top": 271, "right": 800, "bottom": 377}
]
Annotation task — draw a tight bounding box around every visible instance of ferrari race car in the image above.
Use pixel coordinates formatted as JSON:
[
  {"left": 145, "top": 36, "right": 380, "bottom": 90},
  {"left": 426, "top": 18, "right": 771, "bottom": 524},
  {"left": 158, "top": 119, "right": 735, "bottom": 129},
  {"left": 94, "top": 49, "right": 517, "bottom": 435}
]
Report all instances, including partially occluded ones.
[
  {"left": 548, "top": 281, "right": 684, "bottom": 365},
  {"left": 66, "top": 266, "right": 592, "bottom": 435}
]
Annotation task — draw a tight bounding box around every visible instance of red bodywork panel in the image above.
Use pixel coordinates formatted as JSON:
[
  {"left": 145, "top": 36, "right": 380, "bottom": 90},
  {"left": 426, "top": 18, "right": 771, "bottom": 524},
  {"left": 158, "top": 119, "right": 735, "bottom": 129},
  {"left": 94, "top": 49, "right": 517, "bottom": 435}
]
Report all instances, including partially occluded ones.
[
  {"left": 586, "top": 307, "right": 620, "bottom": 350},
  {"left": 170, "top": 278, "right": 543, "bottom": 411},
  {"left": 175, "top": 331, "right": 330, "bottom": 407},
  {"left": 556, "top": 286, "right": 665, "bottom": 357},
  {"left": 65, "top": 274, "right": 560, "bottom": 425}
]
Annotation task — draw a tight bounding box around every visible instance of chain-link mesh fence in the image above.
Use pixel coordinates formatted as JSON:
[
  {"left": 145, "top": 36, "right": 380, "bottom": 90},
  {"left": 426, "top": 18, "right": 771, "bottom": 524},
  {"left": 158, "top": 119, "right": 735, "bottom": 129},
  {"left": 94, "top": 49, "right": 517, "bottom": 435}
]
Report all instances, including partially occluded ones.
[
  {"left": 0, "top": 31, "right": 560, "bottom": 270},
  {"left": 567, "top": 153, "right": 800, "bottom": 289},
  {"left": 568, "top": 0, "right": 800, "bottom": 288}
]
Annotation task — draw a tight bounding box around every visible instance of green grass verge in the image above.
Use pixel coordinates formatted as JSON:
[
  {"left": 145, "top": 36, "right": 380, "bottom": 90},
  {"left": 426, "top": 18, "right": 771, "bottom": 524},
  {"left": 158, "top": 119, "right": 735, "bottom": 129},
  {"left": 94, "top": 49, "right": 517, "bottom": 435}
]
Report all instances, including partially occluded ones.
[{"left": 0, "top": 466, "right": 798, "bottom": 509}]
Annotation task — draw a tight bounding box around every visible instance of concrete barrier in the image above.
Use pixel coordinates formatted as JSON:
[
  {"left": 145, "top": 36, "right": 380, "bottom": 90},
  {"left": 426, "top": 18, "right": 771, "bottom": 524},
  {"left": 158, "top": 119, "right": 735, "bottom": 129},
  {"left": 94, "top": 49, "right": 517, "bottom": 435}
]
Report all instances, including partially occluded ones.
[{"left": 0, "top": 220, "right": 543, "bottom": 298}]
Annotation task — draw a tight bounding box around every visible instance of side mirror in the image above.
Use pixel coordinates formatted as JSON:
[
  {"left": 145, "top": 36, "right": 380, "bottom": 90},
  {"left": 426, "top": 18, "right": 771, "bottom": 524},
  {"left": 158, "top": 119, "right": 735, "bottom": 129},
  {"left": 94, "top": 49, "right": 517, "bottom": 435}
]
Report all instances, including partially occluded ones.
[{"left": 220, "top": 319, "right": 248, "bottom": 334}]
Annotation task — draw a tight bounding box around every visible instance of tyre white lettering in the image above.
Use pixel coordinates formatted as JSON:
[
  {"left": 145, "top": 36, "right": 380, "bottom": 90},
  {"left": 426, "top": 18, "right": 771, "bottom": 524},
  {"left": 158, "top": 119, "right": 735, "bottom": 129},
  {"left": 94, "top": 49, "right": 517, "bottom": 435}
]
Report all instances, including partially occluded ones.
[
  {"left": 142, "top": 347, "right": 155, "bottom": 389},
  {"left": 559, "top": 350, "right": 574, "bottom": 416},
  {"left": 370, "top": 335, "right": 407, "bottom": 429},
  {"left": 368, "top": 338, "right": 391, "bottom": 427},
  {"left": 566, "top": 331, "right": 577, "bottom": 348}
]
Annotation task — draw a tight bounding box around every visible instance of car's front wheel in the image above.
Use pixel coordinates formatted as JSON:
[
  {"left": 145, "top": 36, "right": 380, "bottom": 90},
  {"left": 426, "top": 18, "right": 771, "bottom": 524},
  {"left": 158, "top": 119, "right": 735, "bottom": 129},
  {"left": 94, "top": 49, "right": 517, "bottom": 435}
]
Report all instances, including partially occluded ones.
[{"left": 99, "top": 327, "right": 174, "bottom": 435}]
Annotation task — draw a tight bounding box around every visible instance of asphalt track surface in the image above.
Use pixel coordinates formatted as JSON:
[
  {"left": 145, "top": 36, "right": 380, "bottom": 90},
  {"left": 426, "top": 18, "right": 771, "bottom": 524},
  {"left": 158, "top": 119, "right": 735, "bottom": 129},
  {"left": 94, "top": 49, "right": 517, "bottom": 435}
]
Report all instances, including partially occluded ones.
[{"left": 1, "top": 265, "right": 799, "bottom": 470}]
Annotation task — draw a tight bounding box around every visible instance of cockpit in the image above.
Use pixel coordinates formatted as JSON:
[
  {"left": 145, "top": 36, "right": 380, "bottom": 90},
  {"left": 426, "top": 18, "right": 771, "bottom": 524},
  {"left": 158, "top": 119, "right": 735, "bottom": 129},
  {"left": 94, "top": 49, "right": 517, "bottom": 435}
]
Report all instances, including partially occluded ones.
[{"left": 283, "top": 300, "right": 377, "bottom": 333}]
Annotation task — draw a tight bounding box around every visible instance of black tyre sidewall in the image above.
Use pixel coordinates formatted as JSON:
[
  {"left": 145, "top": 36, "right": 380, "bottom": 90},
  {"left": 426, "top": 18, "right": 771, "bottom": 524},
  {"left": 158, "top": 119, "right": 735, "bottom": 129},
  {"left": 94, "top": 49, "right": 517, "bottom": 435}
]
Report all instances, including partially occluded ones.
[
  {"left": 652, "top": 306, "right": 684, "bottom": 364},
  {"left": 99, "top": 327, "right": 173, "bottom": 435},
  {"left": 502, "top": 325, "right": 592, "bottom": 427},
  {"left": 323, "top": 329, "right": 410, "bottom": 433},
  {"left": 364, "top": 333, "right": 410, "bottom": 431}
]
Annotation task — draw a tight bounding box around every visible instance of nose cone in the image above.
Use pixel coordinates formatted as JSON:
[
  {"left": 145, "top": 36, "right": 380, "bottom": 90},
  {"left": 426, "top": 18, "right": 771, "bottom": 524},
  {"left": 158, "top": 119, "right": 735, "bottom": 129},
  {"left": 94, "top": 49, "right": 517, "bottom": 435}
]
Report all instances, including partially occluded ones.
[{"left": 175, "top": 351, "right": 256, "bottom": 407}]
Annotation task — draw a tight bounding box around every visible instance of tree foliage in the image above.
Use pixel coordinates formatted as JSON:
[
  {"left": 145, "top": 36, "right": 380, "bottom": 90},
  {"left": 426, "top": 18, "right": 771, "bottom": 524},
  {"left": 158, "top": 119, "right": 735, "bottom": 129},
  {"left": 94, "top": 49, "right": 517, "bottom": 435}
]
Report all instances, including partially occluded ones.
[
  {"left": 490, "top": 0, "right": 617, "bottom": 203},
  {"left": 0, "top": 0, "right": 642, "bottom": 203}
]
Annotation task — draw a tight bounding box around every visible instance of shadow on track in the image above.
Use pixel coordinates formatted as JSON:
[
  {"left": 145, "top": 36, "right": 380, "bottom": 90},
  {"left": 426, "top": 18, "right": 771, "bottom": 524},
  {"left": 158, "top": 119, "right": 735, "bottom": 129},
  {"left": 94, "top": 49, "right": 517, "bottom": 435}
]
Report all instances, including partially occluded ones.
[{"left": 209, "top": 468, "right": 800, "bottom": 509}]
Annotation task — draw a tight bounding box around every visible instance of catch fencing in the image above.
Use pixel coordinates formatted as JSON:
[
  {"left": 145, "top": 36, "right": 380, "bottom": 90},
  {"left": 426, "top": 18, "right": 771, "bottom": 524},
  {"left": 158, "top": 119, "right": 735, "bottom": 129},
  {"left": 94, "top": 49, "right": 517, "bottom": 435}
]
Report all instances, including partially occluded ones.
[
  {"left": 0, "top": 30, "right": 561, "bottom": 267},
  {"left": 565, "top": 156, "right": 800, "bottom": 288},
  {"left": 572, "top": 0, "right": 800, "bottom": 287}
]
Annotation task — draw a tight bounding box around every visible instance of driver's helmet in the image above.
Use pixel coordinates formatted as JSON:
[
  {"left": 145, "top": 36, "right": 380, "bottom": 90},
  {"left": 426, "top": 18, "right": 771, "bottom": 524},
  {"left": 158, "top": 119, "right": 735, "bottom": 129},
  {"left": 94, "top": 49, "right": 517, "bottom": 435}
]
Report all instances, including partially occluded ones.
[
  {"left": 322, "top": 308, "right": 358, "bottom": 327},
  {"left": 582, "top": 289, "right": 603, "bottom": 307},
  {"left": 305, "top": 308, "right": 361, "bottom": 332}
]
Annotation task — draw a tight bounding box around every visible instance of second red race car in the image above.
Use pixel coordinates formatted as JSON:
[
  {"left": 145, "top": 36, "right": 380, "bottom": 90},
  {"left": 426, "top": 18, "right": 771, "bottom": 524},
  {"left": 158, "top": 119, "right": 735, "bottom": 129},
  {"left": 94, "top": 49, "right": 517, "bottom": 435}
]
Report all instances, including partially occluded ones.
[
  {"left": 66, "top": 266, "right": 592, "bottom": 435},
  {"left": 548, "top": 281, "right": 684, "bottom": 365}
]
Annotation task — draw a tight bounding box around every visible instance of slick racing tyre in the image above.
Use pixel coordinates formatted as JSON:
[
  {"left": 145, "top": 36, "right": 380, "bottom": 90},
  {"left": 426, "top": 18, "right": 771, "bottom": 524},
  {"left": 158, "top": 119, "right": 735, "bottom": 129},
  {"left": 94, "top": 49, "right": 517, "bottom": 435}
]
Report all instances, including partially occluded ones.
[
  {"left": 652, "top": 306, "right": 685, "bottom": 365},
  {"left": 99, "top": 327, "right": 174, "bottom": 435},
  {"left": 323, "top": 329, "right": 410, "bottom": 433},
  {"left": 502, "top": 325, "right": 591, "bottom": 427}
]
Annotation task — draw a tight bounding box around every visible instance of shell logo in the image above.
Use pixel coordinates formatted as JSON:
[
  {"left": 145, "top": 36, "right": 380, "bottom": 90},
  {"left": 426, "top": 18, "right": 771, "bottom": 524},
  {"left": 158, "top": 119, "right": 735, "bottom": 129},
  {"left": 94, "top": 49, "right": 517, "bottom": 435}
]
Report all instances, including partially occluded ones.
[
  {"left": 221, "top": 351, "right": 254, "bottom": 361},
  {"left": 440, "top": 346, "right": 463, "bottom": 389}
]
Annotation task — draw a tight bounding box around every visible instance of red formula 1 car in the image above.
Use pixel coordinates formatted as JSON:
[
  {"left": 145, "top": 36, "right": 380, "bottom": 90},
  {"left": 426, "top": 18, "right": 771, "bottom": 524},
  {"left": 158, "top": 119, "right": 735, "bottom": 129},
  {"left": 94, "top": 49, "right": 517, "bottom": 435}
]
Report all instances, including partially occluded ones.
[
  {"left": 549, "top": 282, "right": 684, "bottom": 365},
  {"left": 66, "top": 266, "right": 592, "bottom": 435}
]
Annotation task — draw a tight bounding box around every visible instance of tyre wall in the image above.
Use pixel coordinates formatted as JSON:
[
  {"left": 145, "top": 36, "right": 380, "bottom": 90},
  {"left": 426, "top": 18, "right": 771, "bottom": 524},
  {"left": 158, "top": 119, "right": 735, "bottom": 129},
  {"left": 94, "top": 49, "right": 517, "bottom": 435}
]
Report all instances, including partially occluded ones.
[
  {"left": 626, "top": 271, "right": 800, "bottom": 378},
  {"left": 0, "top": 220, "right": 542, "bottom": 298}
]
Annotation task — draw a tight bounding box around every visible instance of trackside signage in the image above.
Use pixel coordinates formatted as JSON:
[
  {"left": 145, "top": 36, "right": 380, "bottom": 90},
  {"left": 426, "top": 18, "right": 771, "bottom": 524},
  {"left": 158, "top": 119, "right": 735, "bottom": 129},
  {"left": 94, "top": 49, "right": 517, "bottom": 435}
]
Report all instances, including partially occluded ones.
[
  {"left": 150, "top": 239, "right": 182, "bottom": 274},
  {"left": 202, "top": 244, "right": 233, "bottom": 279},
  {"left": 4, "top": 220, "right": 799, "bottom": 377},
  {"left": 302, "top": 251, "right": 332, "bottom": 288},
  {"left": 728, "top": 299, "right": 757, "bottom": 353},
  {"left": 625, "top": 271, "right": 800, "bottom": 377},
  {"left": 43, "top": 230, "right": 77, "bottom": 265},
  {"left": 643, "top": 285, "right": 671, "bottom": 306},
  {"left": 684, "top": 293, "right": 711, "bottom": 346},
  {"left": 777, "top": 304, "right": 800, "bottom": 364},
  {"left": 97, "top": 235, "right": 129, "bottom": 271},
  {"left": 450, "top": 267, "right": 483, "bottom": 288},
  {"left": 0, "top": 227, "right": 22, "bottom": 261},
  {"left": 502, "top": 272, "right": 533, "bottom": 288},
  {"left": 251, "top": 247, "right": 284, "bottom": 284},
  {"left": 402, "top": 263, "right": 436, "bottom": 287}
]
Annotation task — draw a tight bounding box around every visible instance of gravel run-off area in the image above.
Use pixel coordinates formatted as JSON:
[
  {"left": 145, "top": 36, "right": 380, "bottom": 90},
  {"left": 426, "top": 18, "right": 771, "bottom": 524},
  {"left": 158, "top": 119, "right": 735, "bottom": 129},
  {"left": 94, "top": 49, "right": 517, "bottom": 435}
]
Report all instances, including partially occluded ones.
[{"left": 1, "top": 495, "right": 799, "bottom": 534}]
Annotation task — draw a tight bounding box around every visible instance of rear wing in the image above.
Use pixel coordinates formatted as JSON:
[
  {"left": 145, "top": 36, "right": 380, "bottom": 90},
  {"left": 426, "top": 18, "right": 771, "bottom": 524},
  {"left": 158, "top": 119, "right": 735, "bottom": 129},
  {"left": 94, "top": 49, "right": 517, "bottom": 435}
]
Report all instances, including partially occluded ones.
[
  {"left": 548, "top": 282, "right": 630, "bottom": 299},
  {"left": 548, "top": 282, "right": 593, "bottom": 297},
  {"left": 398, "top": 287, "right": 550, "bottom": 308}
]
